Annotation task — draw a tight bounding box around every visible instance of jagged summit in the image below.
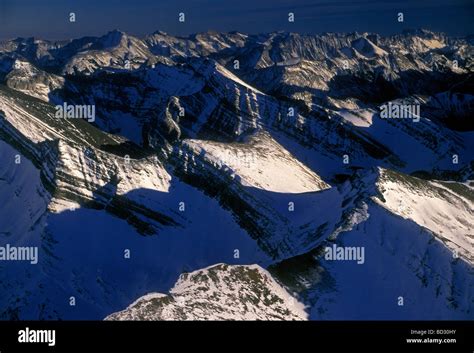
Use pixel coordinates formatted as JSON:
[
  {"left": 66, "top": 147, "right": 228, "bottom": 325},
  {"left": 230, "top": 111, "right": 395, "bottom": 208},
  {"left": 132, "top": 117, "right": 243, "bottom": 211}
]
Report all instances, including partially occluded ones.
[
  {"left": 106, "top": 264, "right": 307, "bottom": 320},
  {"left": 350, "top": 36, "right": 388, "bottom": 58}
]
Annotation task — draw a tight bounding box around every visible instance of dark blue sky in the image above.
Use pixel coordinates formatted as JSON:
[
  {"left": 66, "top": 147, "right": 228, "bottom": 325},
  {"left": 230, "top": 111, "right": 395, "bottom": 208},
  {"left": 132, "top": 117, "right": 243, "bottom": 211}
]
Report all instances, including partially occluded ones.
[{"left": 1, "top": 0, "right": 473, "bottom": 40}]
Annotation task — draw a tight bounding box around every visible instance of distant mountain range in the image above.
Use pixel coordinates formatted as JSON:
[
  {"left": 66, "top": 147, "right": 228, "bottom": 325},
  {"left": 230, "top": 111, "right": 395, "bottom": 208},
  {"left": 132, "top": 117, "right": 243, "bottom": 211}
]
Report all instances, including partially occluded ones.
[{"left": 0, "top": 29, "right": 472, "bottom": 320}]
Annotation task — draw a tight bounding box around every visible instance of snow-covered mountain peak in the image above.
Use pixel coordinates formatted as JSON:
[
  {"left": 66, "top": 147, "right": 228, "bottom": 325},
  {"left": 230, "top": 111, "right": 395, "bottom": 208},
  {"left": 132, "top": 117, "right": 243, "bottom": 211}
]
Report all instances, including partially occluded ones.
[
  {"left": 350, "top": 37, "right": 388, "bottom": 58},
  {"left": 94, "top": 29, "right": 128, "bottom": 49},
  {"left": 105, "top": 264, "right": 307, "bottom": 320},
  {"left": 373, "top": 168, "right": 474, "bottom": 263}
]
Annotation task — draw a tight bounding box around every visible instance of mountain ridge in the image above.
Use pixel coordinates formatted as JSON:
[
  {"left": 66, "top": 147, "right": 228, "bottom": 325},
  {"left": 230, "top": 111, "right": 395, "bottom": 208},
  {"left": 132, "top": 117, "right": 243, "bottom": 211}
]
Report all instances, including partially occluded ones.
[{"left": 0, "top": 28, "right": 472, "bottom": 320}]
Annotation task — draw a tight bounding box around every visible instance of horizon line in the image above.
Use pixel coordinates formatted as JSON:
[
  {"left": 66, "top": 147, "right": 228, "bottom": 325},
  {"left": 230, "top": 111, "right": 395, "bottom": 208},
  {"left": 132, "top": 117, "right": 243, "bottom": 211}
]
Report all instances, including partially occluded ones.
[{"left": 1, "top": 27, "right": 472, "bottom": 42}]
